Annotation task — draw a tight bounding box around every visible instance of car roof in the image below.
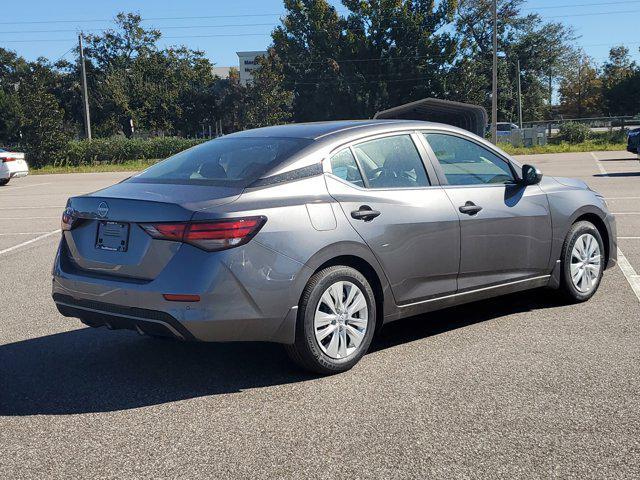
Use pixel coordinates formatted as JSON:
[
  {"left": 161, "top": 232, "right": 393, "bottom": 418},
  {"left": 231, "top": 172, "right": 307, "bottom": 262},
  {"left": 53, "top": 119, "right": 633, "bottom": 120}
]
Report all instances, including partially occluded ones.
[{"left": 224, "top": 119, "right": 448, "bottom": 140}]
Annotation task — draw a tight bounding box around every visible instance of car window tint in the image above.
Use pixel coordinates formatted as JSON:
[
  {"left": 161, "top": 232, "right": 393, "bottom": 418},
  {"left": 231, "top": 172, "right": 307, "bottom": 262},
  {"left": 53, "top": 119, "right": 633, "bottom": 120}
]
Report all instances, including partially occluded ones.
[
  {"left": 330, "top": 149, "right": 365, "bottom": 187},
  {"left": 423, "top": 133, "right": 515, "bottom": 186},
  {"left": 352, "top": 135, "right": 429, "bottom": 188}
]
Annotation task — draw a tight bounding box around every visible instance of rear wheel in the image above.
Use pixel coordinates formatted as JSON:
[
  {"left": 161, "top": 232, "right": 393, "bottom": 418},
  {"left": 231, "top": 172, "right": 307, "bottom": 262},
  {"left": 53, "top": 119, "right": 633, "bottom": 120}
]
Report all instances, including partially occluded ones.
[
  {"left": 0, "top": 179, "right": 9, "bottom": 186},
  {"left": 559, "top": 221, "right": 604, "bottom": 302},
  {"left": 285, "top": 266, "right": 376, "bottom": 374}
]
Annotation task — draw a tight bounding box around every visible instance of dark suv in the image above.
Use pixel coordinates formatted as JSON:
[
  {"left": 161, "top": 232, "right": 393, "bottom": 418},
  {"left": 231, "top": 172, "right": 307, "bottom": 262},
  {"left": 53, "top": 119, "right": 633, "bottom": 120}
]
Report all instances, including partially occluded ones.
[{"left": 627, "top": 127, "right": 640, "bottom": 156}]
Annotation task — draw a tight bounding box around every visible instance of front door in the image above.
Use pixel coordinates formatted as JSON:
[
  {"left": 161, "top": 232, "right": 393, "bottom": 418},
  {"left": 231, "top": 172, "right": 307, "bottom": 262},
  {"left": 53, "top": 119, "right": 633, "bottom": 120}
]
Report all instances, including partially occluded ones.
[
  {"left": 421, "top": 132, "right": 552, "bottom": 291},
  {"left": 325, "top": 133, "right": 460, "bottom": 305}
]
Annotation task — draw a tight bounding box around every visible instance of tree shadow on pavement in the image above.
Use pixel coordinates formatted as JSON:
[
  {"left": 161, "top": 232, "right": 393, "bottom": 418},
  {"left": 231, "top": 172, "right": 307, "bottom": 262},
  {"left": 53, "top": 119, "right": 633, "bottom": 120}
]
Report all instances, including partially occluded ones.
[
  {"left": 594, "top": 172, "right": 640, "bottom": 177},
  {"left": 0, "top": 289, "right": 562, "bottom": 416},
  {"left": 597, "top": 157, "right": 639, "bottom": 162}
]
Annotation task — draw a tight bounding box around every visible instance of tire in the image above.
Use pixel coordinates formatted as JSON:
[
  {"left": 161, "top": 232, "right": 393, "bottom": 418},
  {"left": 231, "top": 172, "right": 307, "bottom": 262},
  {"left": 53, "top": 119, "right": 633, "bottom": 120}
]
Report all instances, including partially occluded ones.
[
  {"left": 0, "top": 179, "right": 9, "bottom": 186},
  {"left": 285, "top": 265, "right": 377, "bottom": 375},
  {"left": 558, "top": 220, "right": 605, "bottom": 303}
]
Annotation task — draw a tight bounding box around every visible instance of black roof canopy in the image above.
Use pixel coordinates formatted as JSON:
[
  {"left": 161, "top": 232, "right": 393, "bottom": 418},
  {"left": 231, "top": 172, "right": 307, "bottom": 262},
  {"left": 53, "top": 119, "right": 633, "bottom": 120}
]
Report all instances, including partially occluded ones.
[{"left": 374, "top": 98, "right": 488, "bottom": 137}]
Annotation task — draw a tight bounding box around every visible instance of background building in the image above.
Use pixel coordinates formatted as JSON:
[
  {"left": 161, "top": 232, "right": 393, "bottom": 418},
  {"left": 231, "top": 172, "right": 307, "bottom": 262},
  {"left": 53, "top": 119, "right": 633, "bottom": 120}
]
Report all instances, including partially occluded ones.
[
  {"left": 212, "top": 66, "right": 231, "bottom": 80},
  {"left": 236, "top": 51, "right": 266, "bottom": 85}
]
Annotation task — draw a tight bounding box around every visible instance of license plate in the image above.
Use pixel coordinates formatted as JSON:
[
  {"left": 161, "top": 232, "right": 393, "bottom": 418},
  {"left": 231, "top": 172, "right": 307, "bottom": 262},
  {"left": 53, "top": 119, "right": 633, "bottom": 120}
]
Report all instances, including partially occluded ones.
[{"left": 96, "top": 221, "right": 130, "bottom": 252}]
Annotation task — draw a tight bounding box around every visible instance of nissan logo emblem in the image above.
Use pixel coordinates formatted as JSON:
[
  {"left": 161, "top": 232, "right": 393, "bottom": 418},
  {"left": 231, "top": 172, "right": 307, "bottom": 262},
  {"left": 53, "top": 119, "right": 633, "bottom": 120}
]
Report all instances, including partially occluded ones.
[{"left": 97, "top": 202, "right": 109, "bottom": 218}]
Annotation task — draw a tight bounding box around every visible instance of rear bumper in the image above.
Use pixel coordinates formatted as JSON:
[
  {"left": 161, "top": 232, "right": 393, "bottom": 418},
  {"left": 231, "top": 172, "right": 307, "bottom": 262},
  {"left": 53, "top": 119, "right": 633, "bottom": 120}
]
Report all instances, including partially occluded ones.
[
  {"left": 52, "top": 238, "right": 310, "bottom": 344},
  {"left": 53, "top": 293, "right": 196, "bottom": 340},
  {"left": 0, "top": 164, "right": 29, "bottom": 179}
]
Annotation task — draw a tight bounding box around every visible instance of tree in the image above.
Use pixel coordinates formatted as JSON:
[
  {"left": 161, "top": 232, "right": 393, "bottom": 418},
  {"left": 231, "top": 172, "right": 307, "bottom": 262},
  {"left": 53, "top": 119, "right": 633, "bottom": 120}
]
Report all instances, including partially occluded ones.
[
  {"left": 217, "top": 68, "right": 247, "bottom": 134},
  {"left": 453, "top": 0, "right": 576, "bottom": 122},
  {"left": 241, "top": 51, "right": 293, "bottom": 129},
  {"left": 16, "top": 62, "right": 70, "bottom": 166},
  {"left": 81, "top": 13, "right": 218, "bottom": 137},
  {"left": 601, "top": 46, "right": 640, "bottom": 116},
  {"left": 558, "top": 55, "right": 603, "bottom": 118},
  {"left": 269, "top": 0, "right": 458, "bottom": 122}
]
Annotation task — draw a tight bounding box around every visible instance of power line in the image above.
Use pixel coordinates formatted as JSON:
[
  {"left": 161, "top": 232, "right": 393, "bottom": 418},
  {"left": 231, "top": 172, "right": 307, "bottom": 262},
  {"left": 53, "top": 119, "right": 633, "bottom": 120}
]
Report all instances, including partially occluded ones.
[
  {"left": 0, "top": 33, "right": 273, "bottom": 43},
  {"left": 545, "top": 8, "right": 640, "bottom": 18},
  {"left": 0, "top": 13, "right": 286, "bottom": 25},
  {"left": 0, "top": 22, "right": 277, "bottom": 35},
  {"left": 523, "top": 0, "right": 640, "bottom": 10},
  {"left": 2, "top": 8, "right": 639, "bottom": 42}
]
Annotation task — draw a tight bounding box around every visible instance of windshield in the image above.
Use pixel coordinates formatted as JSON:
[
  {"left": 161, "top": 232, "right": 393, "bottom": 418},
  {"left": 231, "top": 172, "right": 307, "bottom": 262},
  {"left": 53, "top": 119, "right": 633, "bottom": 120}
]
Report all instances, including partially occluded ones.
[{"left": 128, "top": 137, "right": 313, "bottom": 187}]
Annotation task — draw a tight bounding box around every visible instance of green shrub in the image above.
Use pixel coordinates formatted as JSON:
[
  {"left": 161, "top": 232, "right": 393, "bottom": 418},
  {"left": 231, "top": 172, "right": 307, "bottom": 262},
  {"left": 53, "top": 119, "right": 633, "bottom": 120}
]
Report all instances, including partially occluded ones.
[
  {"left": 558, "top": 122, "right": 591, "bottom": 144},
  {"left": 55, "top": 137, "right": 204, "bottom": 167}
]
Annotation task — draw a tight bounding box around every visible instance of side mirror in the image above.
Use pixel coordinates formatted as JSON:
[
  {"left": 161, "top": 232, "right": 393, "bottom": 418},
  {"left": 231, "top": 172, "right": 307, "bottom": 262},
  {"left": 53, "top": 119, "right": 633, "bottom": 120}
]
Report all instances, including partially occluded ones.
[{"left": 521, "top": 164, "right": 543, "bottom": 185}]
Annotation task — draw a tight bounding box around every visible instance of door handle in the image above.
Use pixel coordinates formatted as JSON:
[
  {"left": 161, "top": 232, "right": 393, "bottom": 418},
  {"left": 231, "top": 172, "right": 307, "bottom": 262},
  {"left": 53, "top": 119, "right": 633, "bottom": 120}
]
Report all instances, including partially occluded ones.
[
  {"left": 351, "top": 206, "right": 381, "bottom": 221},
  {"left": 459, "top": 201, "right": 482, "bottom": 215}
]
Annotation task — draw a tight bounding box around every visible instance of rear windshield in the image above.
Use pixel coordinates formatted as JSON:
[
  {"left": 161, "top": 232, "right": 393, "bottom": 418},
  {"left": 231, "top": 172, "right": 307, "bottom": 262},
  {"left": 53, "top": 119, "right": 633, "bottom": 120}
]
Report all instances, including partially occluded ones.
[{"left": 128, "top": 137, "right": 313, "bottom": 187}]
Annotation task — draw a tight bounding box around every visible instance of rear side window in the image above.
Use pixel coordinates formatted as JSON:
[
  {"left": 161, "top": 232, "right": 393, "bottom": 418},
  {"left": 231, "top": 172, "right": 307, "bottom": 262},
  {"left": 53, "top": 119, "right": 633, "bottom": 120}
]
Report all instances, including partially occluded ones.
[
  {"left": 423, "top": 133, "right": 515, "bottom": 186},
  {"left": 351, "top": 135, "right": 429, "bottom": 188},
  {"left": 129, "top": 137, "right": 312, "bottom": 187},
  {"left": 330, "top": 149, "right": 365, "bottom": 187}
]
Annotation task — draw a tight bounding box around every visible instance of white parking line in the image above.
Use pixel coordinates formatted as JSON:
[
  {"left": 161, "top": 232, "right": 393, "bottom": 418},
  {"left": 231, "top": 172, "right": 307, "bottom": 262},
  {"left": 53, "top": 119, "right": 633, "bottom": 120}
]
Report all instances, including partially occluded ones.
[
  {"left": 590, "top": 152, "right": 608, "bottom": 176},
  {"left": 0, "top": 216, "right": 59, "bottom": 220},
  {"left": 605, "top": 197, "right": 640, "bottom": 200},
  {"left": 0, "top": 182, "right": 52, "bottom": 192},
  {"left": 0, "top": 229, "right": 60, "bottom": 256},
  {"left": 590, "top": 154, "right": 640, "bottom": 302},
  {"left": 617, "top": 248, "right": 640, "bottom": 302},
  {"left": 610, "top": 212, "right": 640, "bottom": 215},
  {"left": 0, "top": 232, "right": 52, "bottom": 236},
  {"left": 0, "top": 205, "right": 65, "bottom": 210},
  {"left": 619, "top": 237, "right": 640, "bottom": 239}
]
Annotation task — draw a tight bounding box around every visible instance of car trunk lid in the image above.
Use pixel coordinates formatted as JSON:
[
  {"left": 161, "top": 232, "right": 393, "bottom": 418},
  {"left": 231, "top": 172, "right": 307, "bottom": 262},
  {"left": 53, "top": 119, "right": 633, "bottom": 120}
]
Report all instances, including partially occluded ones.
[{"left": 63, "top": 182, "right": 242, "bottom": 280}]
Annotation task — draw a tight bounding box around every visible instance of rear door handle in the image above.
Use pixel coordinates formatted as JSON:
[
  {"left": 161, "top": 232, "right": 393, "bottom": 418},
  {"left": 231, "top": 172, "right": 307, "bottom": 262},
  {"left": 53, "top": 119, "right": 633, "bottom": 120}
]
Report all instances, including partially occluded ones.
[
  {"left": 459, "top": 201, "right": 482, "bottom": 215},
  {"left": 351, "top": 206, "right": 381, "bottom": 221}
]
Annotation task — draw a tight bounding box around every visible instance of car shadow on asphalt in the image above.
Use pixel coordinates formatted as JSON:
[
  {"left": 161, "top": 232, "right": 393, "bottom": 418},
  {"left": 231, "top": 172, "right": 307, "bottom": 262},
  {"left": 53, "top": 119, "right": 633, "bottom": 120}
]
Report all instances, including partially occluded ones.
[{"left": 0, "top": 289, "right": 562, "bottom": 416}]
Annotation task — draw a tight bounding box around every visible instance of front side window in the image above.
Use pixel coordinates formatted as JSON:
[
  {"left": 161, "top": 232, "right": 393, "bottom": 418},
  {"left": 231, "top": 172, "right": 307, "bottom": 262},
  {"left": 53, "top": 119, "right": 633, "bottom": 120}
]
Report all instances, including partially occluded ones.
[
  {"left": 423, "top": 133, "right": 515, "bottom": 186},
  {"left": 330, "top": 149, "right": 365, "bottom": 187},
  {"left": 351, "top": 135, "right": 429, "bottom": 188},
  {"left": 129, "top": 137, "right": 312, "bottom": 187}
]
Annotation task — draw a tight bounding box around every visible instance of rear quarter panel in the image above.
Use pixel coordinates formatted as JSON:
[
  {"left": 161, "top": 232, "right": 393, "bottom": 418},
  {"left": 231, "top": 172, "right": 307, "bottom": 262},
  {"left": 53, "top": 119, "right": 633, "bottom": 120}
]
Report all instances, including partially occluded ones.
[{"left": 192, "top": 175, "right": 396, "bottom": 319}]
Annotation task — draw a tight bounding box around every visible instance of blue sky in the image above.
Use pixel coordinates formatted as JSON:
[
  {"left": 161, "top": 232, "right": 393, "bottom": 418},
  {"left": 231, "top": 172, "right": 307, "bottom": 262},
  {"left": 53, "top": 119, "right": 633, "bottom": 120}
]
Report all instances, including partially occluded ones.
[{"left": 1, "top": 0, "right": 638, "bottom": 67}]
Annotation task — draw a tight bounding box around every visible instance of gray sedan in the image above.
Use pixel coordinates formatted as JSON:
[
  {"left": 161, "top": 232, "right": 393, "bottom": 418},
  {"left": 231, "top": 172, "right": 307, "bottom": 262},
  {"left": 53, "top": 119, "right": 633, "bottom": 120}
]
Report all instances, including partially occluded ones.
[{"left": 52, "top": 120, "right": 617, "bottom": 374}]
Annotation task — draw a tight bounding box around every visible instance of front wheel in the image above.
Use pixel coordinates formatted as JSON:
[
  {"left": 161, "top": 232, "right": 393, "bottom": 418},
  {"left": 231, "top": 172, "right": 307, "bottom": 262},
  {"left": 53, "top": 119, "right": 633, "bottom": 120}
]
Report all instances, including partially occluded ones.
[
  {"left": 0, "top": 178, "right": 9, "bottom": 186},
  {"left": 285, "top": 266, "right": 376, "bottom": 375},
  {"left": 559, "top": 221, "right": 605, "bottom": 302}
]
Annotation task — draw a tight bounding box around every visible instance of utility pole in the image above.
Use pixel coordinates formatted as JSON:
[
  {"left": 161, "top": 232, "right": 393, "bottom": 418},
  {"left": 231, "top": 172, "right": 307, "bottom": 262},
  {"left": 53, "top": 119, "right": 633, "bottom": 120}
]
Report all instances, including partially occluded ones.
[
  {"left": 491, "top": 0, "right": 498, "bottom": 144},
  {"left": 78, "top": 33, "right": 92, "bottom": 140},
  {"left": 516, "top": 58, "right": 523, "bottom": 129}
]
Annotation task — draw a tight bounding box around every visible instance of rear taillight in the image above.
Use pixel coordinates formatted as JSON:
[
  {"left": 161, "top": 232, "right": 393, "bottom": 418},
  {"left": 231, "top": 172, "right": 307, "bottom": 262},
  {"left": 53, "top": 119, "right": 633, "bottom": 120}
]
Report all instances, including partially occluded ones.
[
  {"left": 140, "top": 216, "right": 266, "bottom": 251},
  {"left": 61, "top": 208, "right": 76, "bottom": 231},
  {"left": 2, "top": 157, "right": 16, "bottom": 163}
]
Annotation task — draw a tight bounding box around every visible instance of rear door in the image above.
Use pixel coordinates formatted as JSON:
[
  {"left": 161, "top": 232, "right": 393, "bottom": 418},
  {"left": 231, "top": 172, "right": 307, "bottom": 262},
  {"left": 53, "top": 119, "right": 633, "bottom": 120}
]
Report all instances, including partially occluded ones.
[
  {"left": 420, "top": 131, "right": 552, "bottom": 291},
  {"left": 325, "top": 132, "right": 460, "bottom": 305}
]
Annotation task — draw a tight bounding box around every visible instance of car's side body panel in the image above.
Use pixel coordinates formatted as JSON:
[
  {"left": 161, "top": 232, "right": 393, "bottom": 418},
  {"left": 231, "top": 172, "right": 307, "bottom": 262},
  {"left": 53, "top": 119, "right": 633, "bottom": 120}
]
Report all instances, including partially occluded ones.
[
  {"left": 440, "top": 183, "right": 553, "bottom": 291},
  {"left": 325, "top": 174, "right": 461, "bottom": 305}
]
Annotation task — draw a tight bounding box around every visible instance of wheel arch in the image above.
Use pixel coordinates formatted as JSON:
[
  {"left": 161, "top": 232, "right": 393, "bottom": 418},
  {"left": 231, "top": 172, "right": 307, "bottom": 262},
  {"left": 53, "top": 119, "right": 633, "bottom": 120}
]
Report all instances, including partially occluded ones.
[{"left": 303, "top": 242, "right": 396, "bottom": 329}]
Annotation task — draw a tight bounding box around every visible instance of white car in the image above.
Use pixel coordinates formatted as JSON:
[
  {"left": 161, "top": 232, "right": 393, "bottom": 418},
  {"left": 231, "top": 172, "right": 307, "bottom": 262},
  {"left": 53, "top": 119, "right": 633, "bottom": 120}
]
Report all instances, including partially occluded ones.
[{"left": 0, "top": 148, "right": 29, "bottom": 185}]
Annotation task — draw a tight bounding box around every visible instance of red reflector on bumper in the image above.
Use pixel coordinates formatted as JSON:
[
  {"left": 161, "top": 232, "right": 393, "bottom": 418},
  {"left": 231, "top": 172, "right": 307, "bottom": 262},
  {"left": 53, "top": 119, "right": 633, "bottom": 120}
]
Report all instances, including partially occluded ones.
[{"left": 163, "top": 294, "right": 200, "bottom": 302}]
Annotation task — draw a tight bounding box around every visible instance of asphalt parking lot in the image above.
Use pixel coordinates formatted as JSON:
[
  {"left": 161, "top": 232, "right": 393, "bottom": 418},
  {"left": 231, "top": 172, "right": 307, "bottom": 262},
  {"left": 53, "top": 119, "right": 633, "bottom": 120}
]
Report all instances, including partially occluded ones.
[{"left": 1, "top": 152, "right": 639, "bottom": 479}]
